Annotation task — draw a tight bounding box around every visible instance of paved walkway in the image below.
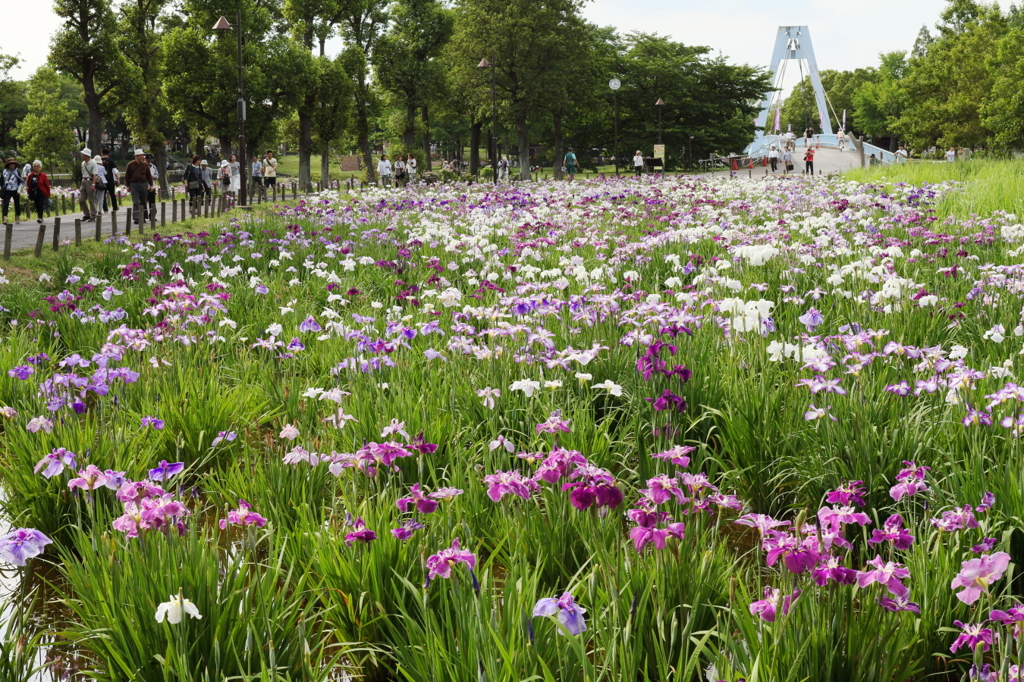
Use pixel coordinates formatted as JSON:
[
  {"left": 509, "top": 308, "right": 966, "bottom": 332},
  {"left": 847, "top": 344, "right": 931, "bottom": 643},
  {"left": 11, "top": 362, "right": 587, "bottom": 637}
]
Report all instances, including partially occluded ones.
[{"left": 711, "top": 146, "right": 868, "bottom": 178}]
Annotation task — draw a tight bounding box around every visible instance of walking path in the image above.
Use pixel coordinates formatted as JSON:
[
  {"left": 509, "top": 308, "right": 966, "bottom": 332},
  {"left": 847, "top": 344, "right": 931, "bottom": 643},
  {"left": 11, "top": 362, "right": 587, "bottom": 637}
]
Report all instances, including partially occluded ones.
[{"left": 711, "top": 146, "right": 867, "bottom": 178}]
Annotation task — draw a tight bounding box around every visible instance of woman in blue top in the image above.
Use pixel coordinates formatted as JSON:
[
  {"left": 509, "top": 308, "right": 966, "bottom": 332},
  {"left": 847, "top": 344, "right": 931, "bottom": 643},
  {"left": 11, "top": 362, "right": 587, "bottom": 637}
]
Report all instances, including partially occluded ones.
[{"left": 1, "top": 158, "right": 24, "bottom": 224}]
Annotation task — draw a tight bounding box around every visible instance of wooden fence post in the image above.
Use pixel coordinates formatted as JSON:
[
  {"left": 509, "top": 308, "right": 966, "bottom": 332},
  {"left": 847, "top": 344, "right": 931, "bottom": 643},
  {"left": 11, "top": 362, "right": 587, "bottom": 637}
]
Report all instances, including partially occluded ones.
[
  {"left": 111, "top": 208, "right": 117, "bottom": 235},
  {"left": 3, "top": 224, "right": 11, "bottom": 261},
  {"left": 75, "top": 218, "right": 81, "bottom": 246},
  {"left": 161, "top": 201, "right": 166, "bottom": 227},
  {"left": 34, "top": 223, "right": 45, "bottom": 258},
  {"left": 172, "top": 197, "right": 177, "bottom": 223},
  {"left": 52, "top": 218, "right": 61, "bottom": 251},
  {"left": 124, "top": 209, "right": 130, "bottom": 237},
  {"left": 97, "top": 213, "right": 104, "bottom": 240}
]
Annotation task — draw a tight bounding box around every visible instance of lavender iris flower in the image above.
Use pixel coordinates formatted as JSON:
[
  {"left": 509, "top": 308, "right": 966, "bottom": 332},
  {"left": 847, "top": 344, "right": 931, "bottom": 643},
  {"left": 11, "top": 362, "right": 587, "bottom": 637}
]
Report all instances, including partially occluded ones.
[
  {"left": 149, "top": 460, "right": 185, "bottom": 481},
  {"left": 299, "top": 316, "right": 322, "bottom": 333},
  {"left": 532, "top": 592, "right": 587, "bottom": 636},
  {"left": 34, "top": 448, "right": 77, "bottom": 478},
  {"left": 141, "top": 415, "right": 165, "bottom": 430},
  {"left": 0, "top": 528, "right": 53, "bottom": 566}
]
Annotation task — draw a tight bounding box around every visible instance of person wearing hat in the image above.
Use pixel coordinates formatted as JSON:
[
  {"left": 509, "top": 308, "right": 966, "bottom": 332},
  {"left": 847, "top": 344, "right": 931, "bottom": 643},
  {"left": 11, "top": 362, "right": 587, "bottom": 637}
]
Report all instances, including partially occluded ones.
[
  {"left": 100, "top": 148, "right": 118, "bottom": 212},
  {"left": 227, "top": 154, "right": 241, "bottom": 196},
  {"left": 79, "top": 147, "right": 99, "bottom": 221},
  {"left": 125, "top": 149, "right": 155, "bottom": 224},
  {"left": 218, "top": 159, "right": 232, "bottom": 195},
  {"left": 26, "top": 160, "right": 51, "bottom": 224},
  {"left": 147, "top": 153, "right": 160, "bottom": 216},
  {"left": 1, "top": 158, "right": 25, "bottom": 224},
  {"left": 199, "top": 160, "right": 213, "bottom": 202},
  {"left": 633, "top": 150, "right": 644, "bottom": 177}
]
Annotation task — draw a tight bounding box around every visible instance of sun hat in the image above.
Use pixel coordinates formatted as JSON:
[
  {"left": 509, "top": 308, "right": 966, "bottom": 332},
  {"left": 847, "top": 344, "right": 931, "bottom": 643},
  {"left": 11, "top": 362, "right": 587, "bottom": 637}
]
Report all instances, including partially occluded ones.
[
  {"left": 92, "top": 155, "right": 102, "bottom": 164},
  {"left": 201, "top": 159, "right": 208, "bottom": 166},
  {"left": 81, "top": 147, "right": 92, "bottom": 157},
  {"left": 133, "top": 148, "right": 145, "bottom": 156},
  {"left": 219, "top": 159, "right": 228, "bottom": 167},
  {"left": 4, "top": 158, "right": 16, "bottom": 168}
]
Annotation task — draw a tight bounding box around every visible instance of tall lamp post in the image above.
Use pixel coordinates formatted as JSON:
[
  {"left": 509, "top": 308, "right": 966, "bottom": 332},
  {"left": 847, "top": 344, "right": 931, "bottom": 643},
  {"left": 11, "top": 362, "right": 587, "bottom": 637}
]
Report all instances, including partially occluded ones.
[
  {"left": 609, "top": 78, "right": 621, "bottom": 175},
  {"left": 689, "top": 135, "right": 694, "bottom": 170},
  {"left": 478, "top": 57, "right": 498, "bottom": 184},
  {"left": 214, "top": 13, "right": 247, "bottom": 207},
  {"left": 655, "top": 98, "right": 665, "bottom": 145}
]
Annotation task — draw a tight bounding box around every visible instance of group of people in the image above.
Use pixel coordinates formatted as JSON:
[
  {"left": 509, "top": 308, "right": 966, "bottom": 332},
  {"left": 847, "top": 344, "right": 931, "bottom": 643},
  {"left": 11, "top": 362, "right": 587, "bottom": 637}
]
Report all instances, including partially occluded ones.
[
  {"left": 375, "top": 153, "right": 418, "bottom": 187},
  {"left": 2, "top": 158, "right": 52, "bottom": 225},
  {"left": 77, "top": 147, "right": 163, "bottom": 224},
  {"left": 766, "top": 143, "right": 818, "bottom": 174},
  {"left": 248, "top": 150, "right": 278, "bottom": 199}
]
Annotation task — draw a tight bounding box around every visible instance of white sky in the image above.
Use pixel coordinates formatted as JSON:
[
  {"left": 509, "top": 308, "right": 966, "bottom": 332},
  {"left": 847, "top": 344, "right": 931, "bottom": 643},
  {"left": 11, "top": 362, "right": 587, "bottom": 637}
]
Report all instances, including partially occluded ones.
[{"left": 5, "top": 0, "right": 948, "bottom": 80}]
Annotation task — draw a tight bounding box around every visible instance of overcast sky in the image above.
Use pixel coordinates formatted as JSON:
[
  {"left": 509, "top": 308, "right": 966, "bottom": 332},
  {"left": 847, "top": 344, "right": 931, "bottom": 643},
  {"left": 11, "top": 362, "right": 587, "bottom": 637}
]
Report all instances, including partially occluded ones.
[{"left": 6, "top": 0, "right": 948, "bottom": 80}]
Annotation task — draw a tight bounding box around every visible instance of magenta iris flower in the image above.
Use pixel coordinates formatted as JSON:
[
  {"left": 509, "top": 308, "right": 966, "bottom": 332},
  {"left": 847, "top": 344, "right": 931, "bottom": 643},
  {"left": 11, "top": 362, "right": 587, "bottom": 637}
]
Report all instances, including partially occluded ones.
[
  {"left": 484, "top": 470, "right": 539, "bottom": 502},
  {"left": 868, "top": 514, "right": 915, "bottom": 550},
  {"left": 148, "top": 460, "right": 185, "bottom": 481},
  {"left": 949, "top": 621, "right": 993, "bottom": 654},
  {"left": 218, "top": 499, "right": 267, "bottom": 530},
  {"left": 299, "top": 316, "right": 322, "bottom": 333},
  {"left": 627, "top": 509, "right": 684, "bottom": 552},
  {"left": 562, "top": 464, "right": 623, "bottom": 511},
  {"left": 650, "top": 445, "right": 694, "bottom": 468},
  {"left": 735, "top": 513, "right": 790, "bottom": 535},
  {"left": 951, "top": 552, "right": 1011, "bottom": 605},
  {"left": 68, "top": 465, "right": 110, "bottom": 491},
  {"left": 972, "top": 538, "right": 998, "bottom": 553},
  {"left": 397, "top": 483, "right": 439, "bottom": 513},
  {"left": 391, "top": 519, "right": 424, "bottom": 541},
  {"left": 533, "top": 593, "right": 587, "bottom": 636},
  {"left": 856, "top": 555, "right": 911, "bottom": 598},
  {"left": 643, "top": 475, "right": 687, "bottom": 505},
  {"left": 825, "top": 480, "right": 866, "bottom": 507},
  {"left": 344, "top": 517, "right": 377, "bottom": 546},
  {"left": 0, "top": 528, "right": 52, "bottom": 566},
  {"left": 211, "top": 430, "right": 237, "bottom": 446},
  {"left": 646, "top": 390, "right": 686, "bottom": 413},
  {"left": 931, "top": 505, "right": 979, "bottom": 532},
  {"left": 8, "top": 365, "right": 34, "bottom": 380},
  {"left": 749, "top": 587, "right": 800, "bottom": 622},
  {"left": 878, "top": 596, "right": 921, "bottom": 614},
  {"left": 811, "top": 554, "right": 857, "bottom": 586},
  {"left": 536, "top": 410, "right": 571, "bottom": 434},
  {"left": 534, "top": 448, "right": 588, "bottom": 484},
  {"left": 425, "top": 538, "right": 476, "bottom": 583},
  {"left": 763, "top": 531, "right": 821, "bottom": 574},
  {"left": 141, "top": 415, "right": 165, "bottom": 430},
  {"left": 34, "top": 448, "right": 77, "bottom": 479},
  {"left": 889, "top": 460, "right": 929, "bottom": 501}
]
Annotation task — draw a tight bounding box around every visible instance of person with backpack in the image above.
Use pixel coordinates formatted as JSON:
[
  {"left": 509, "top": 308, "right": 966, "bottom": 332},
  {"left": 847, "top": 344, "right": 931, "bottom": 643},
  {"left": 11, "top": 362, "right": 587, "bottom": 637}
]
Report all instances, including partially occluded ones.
[
  {"left": 1, "top": 158, "right": 24, "bottom": 224},
  {"left": 100, "top": 148, "right": 118, "bottom": 212},
  {"left": 563, "top": 147, "right": 578, "bottom": 181},
  {"left": 26, "top": 160, "right": 51, "bottom": 224},
  {"left": 182, "top": 155, "right": 207, "bottom": 217},
  {"left": 147, "top": 153, "right": 160, "bottom": 216}
]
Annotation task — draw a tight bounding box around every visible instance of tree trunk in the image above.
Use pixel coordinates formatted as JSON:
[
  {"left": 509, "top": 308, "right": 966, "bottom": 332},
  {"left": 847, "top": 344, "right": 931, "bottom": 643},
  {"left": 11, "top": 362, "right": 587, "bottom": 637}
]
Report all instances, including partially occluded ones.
[
  {"left": 320, "top": 144, "right": 331, "bottom": 186},
  {"left": 359, "top": 133, "right": 375, "bottom": 184},
  {"left": 421, "top": 105, "right": 432, "bottom": 171},
  {"left": 517, "top": 117, "right": 530, "bottom": 181},
  {"left": 218, "top": 135, "right": 233, "bottom": 159},
  {"left": 404, "top": 103, "right": 417, "bottom": 149},
  {"left": 83, "top": 78, "right": 103, "bottom": 154},
  {"left": 299, "top": 109, "right": 313, "bottom": 191},
  {"left": 469, "top": 120, "right": 481, "bottom": 175},
  {"left": 355, "top": 81, "right": 375, "bottom": 183},
  {"left": 155, "top": 143, "right": 169, "bottom": 198},
  {"left": 552, "top": 112, "right": 564, "bottom": 181}
]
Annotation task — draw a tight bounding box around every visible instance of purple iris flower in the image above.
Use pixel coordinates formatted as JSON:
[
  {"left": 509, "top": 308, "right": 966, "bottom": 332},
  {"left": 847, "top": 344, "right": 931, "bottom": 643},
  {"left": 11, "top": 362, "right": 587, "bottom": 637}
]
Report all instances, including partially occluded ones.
[
  {"left": 391, "top": 519, "right": 425, "bottom": 541},
  {"left": 646, "top": 390, "right": 687, "bottom": 413},
  {"left": 299, "top": 316, "right": 322, "bottom": 333},
  {"left": 68, "top": 465, "right": 110, "bottom": 491},
  {"left": 0, "top": 528, "right": 53, "bottom": 566},
  {"left": 218, "top": 499, "right": 267, "bottom": 530},
  {"left": 889, "top": 461, "right": 929, "bottom": 501},
  {"left": 856, "top": 555, "right": 911, "bottom": 598},
  {"left": 33, "top": 448, "right": 77, "bottom": 479},
  {"left": 798, "top": 307, "right": 824, "bottom": 333},
  {"left": 396, "top": 483, "right": 439, "bottom": 514},
  {"left": 868, "top": 514, "right": 915, "bottom": 550},
  {"left": 485, "top": 470, "right": 539, "bottom": 502},
  {"left": 878, "top": 596, "right": 921, "bottom": 614},
  {"left": 211, "top": 431, "right": 237, "bottom": 446},
  {"left": 344, "top": 517, "right": 377, "bottom": 546},
  {"left": 7, "top": 365, "right": 34, "bottom": 380},
  {"left": 749, "top": 587, "right": 799, "bottom": 622},
  {"left": 532, "top": 593, "right": 587, "bottom": 636},
  {"left": 148, "top": 460, "right": 184, "bottom": 481},
  {"left": 141, "top": 415, "right": 165, "bottom": 430},
  {"left": 425, "top": 538, "right": 476, "bottom": 583},
  {"left": 825, "top": 480, "right": 866, "bottom": 507},
  {"left": 972, "top": 537, "right": 998, "bottom": 554},
  {"left": 949, "top": 621, "right": 993, "bottom": 654}
]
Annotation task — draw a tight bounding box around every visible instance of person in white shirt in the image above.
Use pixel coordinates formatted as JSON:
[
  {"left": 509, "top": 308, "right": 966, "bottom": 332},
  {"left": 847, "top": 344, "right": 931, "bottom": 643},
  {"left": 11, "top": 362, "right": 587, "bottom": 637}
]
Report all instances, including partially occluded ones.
[
  {"left": 768, "top": 146, "right": 779, "bottom": 172},
  {"left": 946, "top": 147, "right": 956, "bottom": 163},
  {"left": 837, "top": 129, "right": 847, "bottom": 151},
  {"left": 377, "top": 154, "right": 393, "bottom": 187},
  {"left": 497, "top": 155, "right": 508, "bottom": 183},
  {"left": 633, "top": 150, "right": 644, "bottom": 177},
  {"left": 895, "top": 144, "right": 908, "bottom": 162},
  {"left": 407, "top": 154, "right": 416, "bottom": 182},
  {"left": 394, "top": 156, "right": 407, "bottom": 186}
]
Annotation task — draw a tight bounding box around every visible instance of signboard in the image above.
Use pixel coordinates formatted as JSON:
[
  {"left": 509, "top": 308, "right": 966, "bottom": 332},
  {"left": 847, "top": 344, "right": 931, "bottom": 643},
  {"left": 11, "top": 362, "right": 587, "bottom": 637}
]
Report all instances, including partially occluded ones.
[{"left": 653, "top": 144, "right": 665, "bottom": 162}]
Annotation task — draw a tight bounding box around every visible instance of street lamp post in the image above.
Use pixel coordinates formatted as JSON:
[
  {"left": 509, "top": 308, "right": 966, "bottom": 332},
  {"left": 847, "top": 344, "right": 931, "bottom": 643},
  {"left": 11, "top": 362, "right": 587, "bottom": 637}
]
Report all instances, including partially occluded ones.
[
  {"left": 213, "top": 13, "right": 247, "bottom": 207},
  {"left": 689, "top": 135, "right": 694, "bottom": 170},
  {"left": 478, "top": 57, "right": 498, "bottom": 184},
  {"left": 609, "top": 78, "right": 621, "bottom": 175},
  {"left": 655, "top": 98, "right": 665, "bottom": 145}
]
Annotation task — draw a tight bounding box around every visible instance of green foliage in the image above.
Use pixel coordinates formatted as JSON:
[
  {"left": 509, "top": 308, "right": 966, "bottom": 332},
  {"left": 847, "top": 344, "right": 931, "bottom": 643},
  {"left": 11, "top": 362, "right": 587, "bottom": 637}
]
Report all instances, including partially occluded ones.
[
  {"left": 14, "top": 67, "right": 79, "bottom": 172},
  {"left": 0, "top": 55, "right": 27, "bottom": 151},
  {"left": 781, "top": 68, "right": 878, "bottom": 137}
]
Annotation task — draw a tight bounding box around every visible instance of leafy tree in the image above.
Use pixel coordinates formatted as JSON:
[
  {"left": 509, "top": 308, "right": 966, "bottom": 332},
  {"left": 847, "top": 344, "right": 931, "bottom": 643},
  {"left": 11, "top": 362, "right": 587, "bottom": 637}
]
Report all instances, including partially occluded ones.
[
  {"left": 853, "top": 52, "right": 907, "bottom": 149},
  {"left": 983, "top": 13, "right": 1024, "bottom": 151},
  {"left": 375, "top": 0, "right": 453, "bottom": 166},
  {"left": 781, "top": 69, "right": 878, "bottom": 138},
  {"left": 336, "top": 0, "right": 389, "bottom": 183},
  {"left": 15, "top": 67, "right": 80, "bottom": 172},
  {"left": 310, "top": 54, "right": 354, "bottom": 182},
  {"left": 0, "top": 55, "right": 28, "bottom": 151},
  {"left": 49, "top": 0, "right": 124, "bottom": 152}
]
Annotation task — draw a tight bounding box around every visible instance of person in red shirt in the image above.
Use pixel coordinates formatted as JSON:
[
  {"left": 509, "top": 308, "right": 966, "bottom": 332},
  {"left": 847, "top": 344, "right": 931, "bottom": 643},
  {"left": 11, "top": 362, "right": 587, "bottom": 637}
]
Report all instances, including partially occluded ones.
[
  {"left": 804, "top": 146, "right": 817, "bottom": 175},
  {"left": 26, "top": 160, "right": 51, "bottom": 224}
]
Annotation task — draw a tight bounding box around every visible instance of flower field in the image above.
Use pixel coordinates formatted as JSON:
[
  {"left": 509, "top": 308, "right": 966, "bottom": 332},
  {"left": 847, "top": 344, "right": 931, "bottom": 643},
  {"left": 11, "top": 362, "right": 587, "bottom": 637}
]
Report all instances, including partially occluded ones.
[{"left": 1, "top": 174, "right": 1023, "bottom": 681}]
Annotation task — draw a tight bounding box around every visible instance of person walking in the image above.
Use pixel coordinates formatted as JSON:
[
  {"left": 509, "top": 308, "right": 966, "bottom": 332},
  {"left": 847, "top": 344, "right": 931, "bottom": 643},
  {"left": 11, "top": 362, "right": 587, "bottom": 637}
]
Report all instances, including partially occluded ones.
[
  {"left": 946, "top": 147, "right": 956, "bottom": 163},
  {"left": 377, "top": 153, "right": 392, "bottom": 187},
  {"left": 407, "top": 153, "right": 417, "bottom": 182},
  {"left": 803, "top": 127, "right": 812, "bottom": 147},
  {"left": 250, "top": 154, "right": 263, "bottom": 199},
  {"left": 219, "top": 160, "right": 231, "bottom": 196},
  {"left": 497, "top": 155, "right": 509, "bottom": 183},
  {"left": 182, "top": 155, "right": 206, "bottom": 217},
  {"left": 768, "top": 146, "right": 779, "bottom": 172},
  {"left": 563, "top": 147, "right": 578, "bottom": 181},
  {"left": 633, "top": 150, "right": 644, "bottom": 177},
  {"left": 1, "top": 158, "right": 24, "bottom": 224},
  {"left": 100, "top": 148, "right": 119, "bottom": 213},
  {"left": 92, "top": 156, "right": 109, "bottom": 209},
  {"left": 79, "top": 147, "right": 99, "bottom": 221},
  {"left": 125, "top": 149, "right": 154, "bottom": 223},
  {"left": 394, "top": 155, "right": 407, "bottom": 187},
  {"left": 782, "top": 147, "right": 794, "bottom": 174},
  {"left": 803, "top": 145, "right": 816, "bottom": 175},
  {"left": 228, "top": 154, "right": 241, "bottom": 196},
  {"left": 262, "top": 150, "right": 277, "bottom": 194},
  {"left": 146, "top": 153, "right": 160, "bottom": 218},
  {"left": 895, "top": 144, "right": 909, "bottom": 163},
  {"left": 26, "top": 161, "right": 50, "bottom": 224},
  {"left": 199, "top": 159, "right": 212, "bottom": 206}
]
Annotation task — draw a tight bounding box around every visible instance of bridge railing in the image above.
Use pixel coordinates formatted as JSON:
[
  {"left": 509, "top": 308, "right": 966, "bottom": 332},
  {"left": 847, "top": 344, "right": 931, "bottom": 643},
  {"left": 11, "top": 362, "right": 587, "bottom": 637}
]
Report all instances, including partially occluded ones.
[{"left": 745, "top": 134, "right": 899, "bottom": 166}]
